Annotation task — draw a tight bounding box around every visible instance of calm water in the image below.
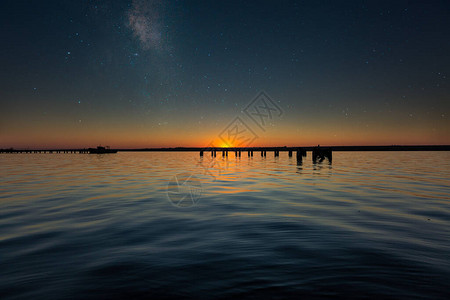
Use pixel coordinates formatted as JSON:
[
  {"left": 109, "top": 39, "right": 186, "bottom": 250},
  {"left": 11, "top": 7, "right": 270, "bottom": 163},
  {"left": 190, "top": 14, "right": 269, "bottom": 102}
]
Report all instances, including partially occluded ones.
[{"left": 0, "top": 151, "right": 449, "bottom": 299}]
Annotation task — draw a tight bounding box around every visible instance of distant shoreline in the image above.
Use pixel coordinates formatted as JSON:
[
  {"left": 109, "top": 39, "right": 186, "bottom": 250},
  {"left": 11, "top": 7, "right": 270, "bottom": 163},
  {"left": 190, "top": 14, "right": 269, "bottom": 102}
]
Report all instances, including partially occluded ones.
[
  {"left": 118, "top": 145, "right": 450, "bottom": 151},
  {"left": 1, "top": 145, "right": 449, "bottom": 153}
]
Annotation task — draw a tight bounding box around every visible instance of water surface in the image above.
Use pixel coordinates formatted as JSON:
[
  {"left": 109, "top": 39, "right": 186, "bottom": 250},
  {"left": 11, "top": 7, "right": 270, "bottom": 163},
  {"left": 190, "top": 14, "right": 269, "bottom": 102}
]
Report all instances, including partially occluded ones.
[{"left": 0, "top": 151, "right": 449, "bottom": 299}]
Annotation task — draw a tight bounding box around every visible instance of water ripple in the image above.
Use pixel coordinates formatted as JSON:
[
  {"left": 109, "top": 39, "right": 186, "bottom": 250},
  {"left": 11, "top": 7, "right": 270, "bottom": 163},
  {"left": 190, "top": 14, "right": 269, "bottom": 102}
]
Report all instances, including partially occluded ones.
[{"left": 0, "top": 151, "right": 449, "bottom": 299}]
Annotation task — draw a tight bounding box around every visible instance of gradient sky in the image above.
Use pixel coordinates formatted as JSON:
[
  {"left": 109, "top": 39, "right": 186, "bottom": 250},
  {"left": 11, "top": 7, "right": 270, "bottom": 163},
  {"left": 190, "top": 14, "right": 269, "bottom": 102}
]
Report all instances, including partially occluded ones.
[{"left": 1, "top": 0, "right": 449, "bottom": 148}]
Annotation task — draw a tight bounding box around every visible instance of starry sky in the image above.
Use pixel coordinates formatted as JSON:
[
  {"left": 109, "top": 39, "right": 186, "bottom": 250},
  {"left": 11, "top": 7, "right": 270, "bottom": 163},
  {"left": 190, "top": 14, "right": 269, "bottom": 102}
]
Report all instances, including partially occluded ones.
[{"left": 1, "top": 0, "right": 449, "bottom": 148}]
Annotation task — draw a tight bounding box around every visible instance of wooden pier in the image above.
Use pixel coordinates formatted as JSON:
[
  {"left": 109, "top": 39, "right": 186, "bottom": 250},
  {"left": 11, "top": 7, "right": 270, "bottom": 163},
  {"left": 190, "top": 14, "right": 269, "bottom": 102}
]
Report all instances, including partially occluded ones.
[
  {"left": 0, "top": 149, "right": 90, "bottom": 154},
  {"left": 194, "top": 147, "right": 318, "bottom": 162},
  {"left": 0, "top": 146, "right": 116, "bottom": 154}
]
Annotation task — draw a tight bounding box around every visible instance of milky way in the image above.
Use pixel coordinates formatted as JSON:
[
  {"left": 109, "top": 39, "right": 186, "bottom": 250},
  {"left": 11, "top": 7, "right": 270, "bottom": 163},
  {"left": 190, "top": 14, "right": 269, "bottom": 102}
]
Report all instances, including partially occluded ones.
[
  {"left": 127, "top": 0, "right": 164, "bottom": 51},
  {"left": 0, "top": 1, "right": 448, "bottom": 148}
]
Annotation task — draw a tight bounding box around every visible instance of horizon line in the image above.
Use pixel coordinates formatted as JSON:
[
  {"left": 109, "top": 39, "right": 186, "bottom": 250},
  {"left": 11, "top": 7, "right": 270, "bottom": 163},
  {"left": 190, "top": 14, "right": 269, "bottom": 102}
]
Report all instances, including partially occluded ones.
[{"left": 1, "top": 144, "right": 450, "bottom": 151}]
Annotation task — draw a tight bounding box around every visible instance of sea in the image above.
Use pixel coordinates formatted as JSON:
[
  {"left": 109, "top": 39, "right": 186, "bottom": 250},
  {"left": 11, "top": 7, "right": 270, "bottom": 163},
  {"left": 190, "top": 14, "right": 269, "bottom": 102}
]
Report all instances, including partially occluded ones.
[{"left": 0, "top": 151, "right": 449, "bottom": 299}]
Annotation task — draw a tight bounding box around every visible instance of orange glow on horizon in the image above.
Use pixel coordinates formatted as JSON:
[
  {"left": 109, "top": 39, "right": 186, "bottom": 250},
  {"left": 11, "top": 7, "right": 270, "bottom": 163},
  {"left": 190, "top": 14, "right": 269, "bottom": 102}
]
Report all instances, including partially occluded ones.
[{"left": 0, "top": 114, "right": 449, "bottom": 149}]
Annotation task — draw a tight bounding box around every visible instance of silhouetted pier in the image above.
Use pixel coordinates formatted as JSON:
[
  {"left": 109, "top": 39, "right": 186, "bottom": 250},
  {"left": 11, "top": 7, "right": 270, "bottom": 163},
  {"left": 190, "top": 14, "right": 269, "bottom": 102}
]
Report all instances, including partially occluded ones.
[
  {"left": 0, "top": 146, "right": 116, "bottom": 154},
  {"left": 0, "top": 149, "right": 90, "bottom": 154},
  {"left": 195, "top": 147, "right": 317, "bottom": 162}
]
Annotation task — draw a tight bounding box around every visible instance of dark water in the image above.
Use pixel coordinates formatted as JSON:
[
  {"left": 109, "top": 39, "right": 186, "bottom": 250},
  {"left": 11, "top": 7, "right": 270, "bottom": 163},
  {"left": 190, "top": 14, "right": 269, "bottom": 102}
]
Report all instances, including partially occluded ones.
[{"left": 1, "top": 152, "right": 449, "bottom": 299}]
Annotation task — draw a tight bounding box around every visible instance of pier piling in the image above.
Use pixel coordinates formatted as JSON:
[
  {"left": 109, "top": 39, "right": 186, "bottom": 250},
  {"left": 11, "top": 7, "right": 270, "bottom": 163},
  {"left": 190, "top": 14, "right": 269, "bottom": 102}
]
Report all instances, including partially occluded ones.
[{"left": 312, "top": 146, "right": 332, "bottom": 163}]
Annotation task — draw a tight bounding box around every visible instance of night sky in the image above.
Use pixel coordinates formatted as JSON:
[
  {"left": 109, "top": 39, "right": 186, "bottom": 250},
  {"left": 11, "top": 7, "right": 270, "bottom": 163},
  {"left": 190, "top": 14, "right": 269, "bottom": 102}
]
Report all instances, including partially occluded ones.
[{"left": 1, "top": 0, "right": 449, "bottom": 148}]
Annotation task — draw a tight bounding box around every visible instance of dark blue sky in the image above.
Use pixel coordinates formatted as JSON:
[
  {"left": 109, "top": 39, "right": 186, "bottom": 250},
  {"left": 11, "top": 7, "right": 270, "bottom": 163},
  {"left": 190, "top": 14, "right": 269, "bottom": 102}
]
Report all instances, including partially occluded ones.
[{"left": 1, "top": 0, "right": 449, "bottom": 147}]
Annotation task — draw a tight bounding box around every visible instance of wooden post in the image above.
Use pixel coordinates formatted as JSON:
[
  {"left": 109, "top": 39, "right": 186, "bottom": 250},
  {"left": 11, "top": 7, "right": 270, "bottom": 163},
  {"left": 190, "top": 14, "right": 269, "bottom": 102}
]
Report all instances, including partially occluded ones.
[
  {"left": 200, "top": 150, "right": 203, "bottom": 157},
  {"left": 326, "top": 149, "right": 332, "bottom": 162},
  {"left": 289, "top": 150, "right": 292, "bottom": 157},
  {"left": 296, "top": 149, "right": 302, "bottom": 161}
]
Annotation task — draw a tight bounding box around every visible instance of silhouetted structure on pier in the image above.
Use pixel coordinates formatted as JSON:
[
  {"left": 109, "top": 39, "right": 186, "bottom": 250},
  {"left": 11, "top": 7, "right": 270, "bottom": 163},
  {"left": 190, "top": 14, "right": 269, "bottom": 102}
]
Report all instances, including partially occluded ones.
[{"left": 88, "top": 146, "right": 117, "bottom": 154}]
